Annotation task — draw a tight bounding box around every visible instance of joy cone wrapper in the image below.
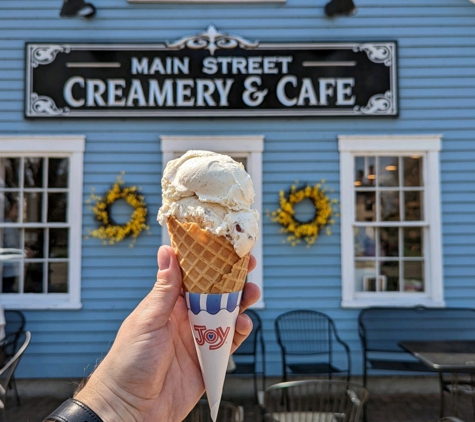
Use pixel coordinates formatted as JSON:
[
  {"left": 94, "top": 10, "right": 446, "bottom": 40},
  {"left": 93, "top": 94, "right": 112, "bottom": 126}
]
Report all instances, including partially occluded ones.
[{"left": 167, "top": 217, "right": 249, "bottom": 421}]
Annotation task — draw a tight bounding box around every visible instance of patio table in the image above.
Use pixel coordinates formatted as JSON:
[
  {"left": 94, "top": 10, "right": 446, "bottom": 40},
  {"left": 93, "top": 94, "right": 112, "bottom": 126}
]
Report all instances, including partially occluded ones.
[{"left": 399, "top": 340, "right": 475, "bottom": 420}]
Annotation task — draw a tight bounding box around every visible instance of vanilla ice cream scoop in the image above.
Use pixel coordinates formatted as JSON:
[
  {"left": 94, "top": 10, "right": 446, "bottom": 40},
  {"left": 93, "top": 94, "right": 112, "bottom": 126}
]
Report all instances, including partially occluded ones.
[{"left": 157, "top": 150, "right": 259, "bottom": 257}]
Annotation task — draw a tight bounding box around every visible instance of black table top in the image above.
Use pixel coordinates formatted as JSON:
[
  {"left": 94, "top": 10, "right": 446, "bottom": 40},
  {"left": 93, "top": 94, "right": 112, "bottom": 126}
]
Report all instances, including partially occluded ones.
[{"left": 399, "top": 340, "right": 475, "bottom": 372}]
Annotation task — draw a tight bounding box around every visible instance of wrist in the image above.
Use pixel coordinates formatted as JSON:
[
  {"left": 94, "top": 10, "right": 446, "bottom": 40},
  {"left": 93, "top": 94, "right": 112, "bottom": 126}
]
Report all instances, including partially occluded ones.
[
  {"left": 43, "top": 398, "right": 104, "bottom": 422},
  {"left": 74, "top": 375, "right": 140, "bottom": 422}
]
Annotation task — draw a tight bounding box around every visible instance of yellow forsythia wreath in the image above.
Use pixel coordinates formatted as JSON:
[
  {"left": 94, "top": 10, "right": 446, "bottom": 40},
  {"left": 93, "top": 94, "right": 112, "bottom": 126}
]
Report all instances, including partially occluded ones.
[
  {"left": 270, "top": 181, "right": 338, "bottom": 247},
  {"left": 88, "top": 175, "right": 149, "bottom": 246}
]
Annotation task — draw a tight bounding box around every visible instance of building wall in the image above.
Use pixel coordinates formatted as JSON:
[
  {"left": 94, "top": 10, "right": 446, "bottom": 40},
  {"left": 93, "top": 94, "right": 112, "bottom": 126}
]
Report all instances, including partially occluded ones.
[{"left": 0, "top": 0, "right": 474, "bottom": 378}]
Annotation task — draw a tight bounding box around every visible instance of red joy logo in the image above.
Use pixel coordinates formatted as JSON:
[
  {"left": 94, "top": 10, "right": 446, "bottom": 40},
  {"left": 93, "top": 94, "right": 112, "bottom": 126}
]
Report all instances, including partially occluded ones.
[{"left": 193, "top": 325, "right": 230, "bottom": 350}]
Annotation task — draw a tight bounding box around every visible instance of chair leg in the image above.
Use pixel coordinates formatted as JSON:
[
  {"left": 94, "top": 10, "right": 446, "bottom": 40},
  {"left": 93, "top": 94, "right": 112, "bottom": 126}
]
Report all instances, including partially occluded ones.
[
  {"left": 10, "top": 377, "right": 20, "bottom": 406},
  {"left": 439, "top": 372, "right": 445, "bottom": 419}
]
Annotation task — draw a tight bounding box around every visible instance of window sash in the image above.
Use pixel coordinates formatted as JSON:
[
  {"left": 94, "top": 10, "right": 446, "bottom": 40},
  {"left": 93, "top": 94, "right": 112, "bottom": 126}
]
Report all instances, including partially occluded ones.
[
  {"left": 338, "top": 135, "right": 443, "bottom": 308},
  {"left": 0, "top": 136, "right": 84, "bottom": 309}
]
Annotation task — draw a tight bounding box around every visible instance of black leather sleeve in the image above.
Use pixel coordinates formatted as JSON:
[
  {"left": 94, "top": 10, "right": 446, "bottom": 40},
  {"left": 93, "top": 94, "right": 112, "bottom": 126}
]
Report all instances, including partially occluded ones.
[{"left": 43, "top": 398, "right": 104, "bottom": 422}]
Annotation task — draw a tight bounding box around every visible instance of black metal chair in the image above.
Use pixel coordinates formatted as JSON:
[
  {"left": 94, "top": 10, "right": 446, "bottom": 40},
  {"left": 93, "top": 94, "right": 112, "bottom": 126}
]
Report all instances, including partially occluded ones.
[
  {"left": 3, "top": 310, "right": 26, "bottom": 405},
  {"left": 184, "top": 399, "right": 243, "bottom": 422},
  {"left": 275, "top": 310, "right": 351, "bottom": 382},
  {"left": 264, "top": 379, "right": 368, "bottom": 422},
  {"left": 227, "top": 309, "right": 266, "bottom": 404},
  {"left": 0, "top": 331, "right": 31, "bottom": 421}
]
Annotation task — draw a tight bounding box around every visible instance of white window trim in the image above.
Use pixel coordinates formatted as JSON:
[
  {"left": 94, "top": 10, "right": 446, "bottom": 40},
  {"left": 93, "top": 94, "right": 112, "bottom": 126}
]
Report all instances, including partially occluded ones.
[
  {"left": 0, "top": 135, "right": 85, "bottom": 310},
  {"left": 338, "top": 134, "right": 444, "bottom": 308},
  {"left": 161, "top": 135, "right": 265, "bottom": 308}
]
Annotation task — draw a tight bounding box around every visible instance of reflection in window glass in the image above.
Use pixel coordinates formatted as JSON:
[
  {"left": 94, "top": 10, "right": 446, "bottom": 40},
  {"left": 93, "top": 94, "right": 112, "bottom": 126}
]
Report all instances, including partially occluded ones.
[
  {"left": 354, "top": 226, "right": 376, "bottom": 257},
  {"left": 48, "top": 158, "right": 69, "bottom": 188},
  {"left": 3, "top": 193, "right": 19, "bottom": 223},
  {"left": 24, "top": 158, "right": 43, "bottom": 188},
  {"left": 47, "top": 193, "right": 67, "bottom": 222},
  {"left": 379, "top": 156, "right": 399, "bottom": 187},
  {"left": 49, "top": 229, "right": 69, "bottom": 258},
  {"left": 380, "top": 227, "right": 399, "bottom": 257},
  {"left": 25, "top": 228, "right": 45, "bottom": 258},
  {"left": 355, "top": 156, "right": 376, "bottom": 187},
  {"left": 24, "top": 262, "right": 44, "bottom": 293},
  {"left": 48, "top": 262, "right": 68, "bottom": 293},
  {"left": 404, "top": 191, "right": 422, "bottom": 221},
  {"left": 24, "top": 192, "right": 42, "bottom": 222},
  {"left": 380, "top": 191, "right": 400, "bottom": 221},
  {"left": 355, "top": 192, "right": 375, "bottom": 222},
  {"left": 404, "top": 261, "right": 424, "bottom": 292},
  {"left": 404, "top": 156, "right": 423, "bottom": 187},
  {"left": 1, "top": 158, "right": 20, "bottom": 188},
  {"left": 381, "top": 261, "right": 399, "bottom": 291},
  {"left": 354, "top": 261, "right": 376, "bottom": 292},
  {"left": 404, "top": 227, "right": 423, "bottom": 257},
  {"left": 1, "top": 261, "right": 20, "bottom": 293}
]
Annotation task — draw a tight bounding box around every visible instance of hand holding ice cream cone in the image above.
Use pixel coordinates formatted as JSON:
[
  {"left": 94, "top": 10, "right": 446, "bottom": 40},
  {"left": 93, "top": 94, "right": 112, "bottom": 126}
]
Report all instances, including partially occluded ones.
[{"left": 158, "top": 150, "right": 260, "bottom": 420}]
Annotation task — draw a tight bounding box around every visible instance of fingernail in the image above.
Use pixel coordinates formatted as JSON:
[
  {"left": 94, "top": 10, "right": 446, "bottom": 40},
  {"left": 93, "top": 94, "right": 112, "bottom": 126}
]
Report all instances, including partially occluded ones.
[{"left": 158, "top": 246, "right": 171, "bottom": 270}]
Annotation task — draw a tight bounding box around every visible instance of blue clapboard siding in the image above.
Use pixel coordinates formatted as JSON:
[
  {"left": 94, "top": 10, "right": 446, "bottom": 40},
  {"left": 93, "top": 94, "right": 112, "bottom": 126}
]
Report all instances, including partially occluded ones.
[{"left": 1, "top": 0, "right": 475, "bottom": 379}]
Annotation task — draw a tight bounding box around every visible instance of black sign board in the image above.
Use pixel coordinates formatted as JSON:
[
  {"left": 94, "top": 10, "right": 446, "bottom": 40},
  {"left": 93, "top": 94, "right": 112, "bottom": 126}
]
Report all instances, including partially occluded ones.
[{"left": 25, "top": 26, "right": 397, "bottom": 118}]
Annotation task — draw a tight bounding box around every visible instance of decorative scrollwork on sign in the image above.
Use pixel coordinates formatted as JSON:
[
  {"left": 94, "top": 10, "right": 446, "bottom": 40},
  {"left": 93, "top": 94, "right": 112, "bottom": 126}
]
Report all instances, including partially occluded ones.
[
  {"left": 354, "top": 43, "right": 393, "bottom": 66},
  {"left": 30, "top": 93, "right": 69, "bottom": 116},
  {"left": 30, "top": 45, "right": 70, "bottom": 68},
  {"left": 354, "top": 91, "right": 394, "bottom": 115},
  {"left": 166, "top": 25, "right": 258, "bottom": 56}
]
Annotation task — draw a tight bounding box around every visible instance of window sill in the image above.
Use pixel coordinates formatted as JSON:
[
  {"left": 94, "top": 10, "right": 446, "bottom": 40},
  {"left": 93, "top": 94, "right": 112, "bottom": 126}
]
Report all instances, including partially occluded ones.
[
  {"left": 0, "top": 295, "right": 82, "bottom": 310},
  {"left": 341, "top": 297, "right": 446, "bottom": 309}
]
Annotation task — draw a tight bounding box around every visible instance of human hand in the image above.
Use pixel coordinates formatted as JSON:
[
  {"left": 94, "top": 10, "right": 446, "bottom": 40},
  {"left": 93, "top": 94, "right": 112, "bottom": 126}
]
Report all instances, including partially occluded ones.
[{"left": 74, "top": 245, "right": 261, "bottom": 422}]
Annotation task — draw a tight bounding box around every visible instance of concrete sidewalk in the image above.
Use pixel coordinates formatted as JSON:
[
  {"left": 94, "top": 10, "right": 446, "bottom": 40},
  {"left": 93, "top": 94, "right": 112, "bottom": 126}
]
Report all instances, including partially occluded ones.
[{"left": 4, "top": 377, "right": 474, "bottom": 422}]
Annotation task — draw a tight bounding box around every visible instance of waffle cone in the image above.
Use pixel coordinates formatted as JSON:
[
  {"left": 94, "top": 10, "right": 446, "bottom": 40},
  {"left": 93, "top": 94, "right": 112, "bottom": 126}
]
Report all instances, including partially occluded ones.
[{"left": 167, "top": 217, "right": 249, "bottom": 294}]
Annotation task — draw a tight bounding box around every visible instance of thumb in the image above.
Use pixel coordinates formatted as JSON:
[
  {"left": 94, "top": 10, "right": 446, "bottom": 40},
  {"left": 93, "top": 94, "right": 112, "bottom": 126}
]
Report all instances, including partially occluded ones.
[{"left": 144, "top": 245, "right": 183, "bottom": 327}]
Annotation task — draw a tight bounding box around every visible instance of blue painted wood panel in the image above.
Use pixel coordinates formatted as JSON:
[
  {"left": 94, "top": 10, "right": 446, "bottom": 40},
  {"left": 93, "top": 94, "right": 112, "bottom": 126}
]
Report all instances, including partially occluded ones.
[{"left": 1, "top": 0, "right": 475, "bottom": 380}]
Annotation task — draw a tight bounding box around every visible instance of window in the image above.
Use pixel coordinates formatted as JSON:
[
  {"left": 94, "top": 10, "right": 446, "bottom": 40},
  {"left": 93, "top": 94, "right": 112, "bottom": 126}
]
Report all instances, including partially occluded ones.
[
  {"left": 339, "top": 135, "right": 443, "bottom": 308},
  {"left": 0, "top": 136, "right": 85, "bottom": 309},
  {"left": 161, "top": 136, "right": 264, "bottom": 308}
]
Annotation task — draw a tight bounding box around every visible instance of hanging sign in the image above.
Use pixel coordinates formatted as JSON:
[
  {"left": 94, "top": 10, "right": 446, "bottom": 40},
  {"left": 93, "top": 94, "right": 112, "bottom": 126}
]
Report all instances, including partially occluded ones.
[{"left": 25, "top": 26, "right": 397, "bottom": 118}]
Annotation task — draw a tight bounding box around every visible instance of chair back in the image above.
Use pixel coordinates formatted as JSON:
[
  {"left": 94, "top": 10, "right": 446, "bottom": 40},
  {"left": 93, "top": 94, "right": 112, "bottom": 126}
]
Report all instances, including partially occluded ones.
[
  {"left": 275, "top": 310, "right": 334, "bottom": 356},
  {"left": 234, "top": 309, "right": 262, "bottom": 357},
  {"left": 0, "top": 331, "right": 31, "bottom": 399},
  {"left": 264, "top": 380, "right": 369, "bottom": 422},
  {"left": 184, "top": 399, "right": 243, "bottom": 422},
  {"left": 4, "top": 311, "right": 26, "bottom": 338}
]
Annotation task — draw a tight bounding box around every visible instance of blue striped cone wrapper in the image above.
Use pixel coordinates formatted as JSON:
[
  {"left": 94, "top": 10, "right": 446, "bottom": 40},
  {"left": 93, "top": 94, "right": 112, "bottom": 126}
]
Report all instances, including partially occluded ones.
[{"left": 185, "top": 291, "right": 243, "bottom": 422}]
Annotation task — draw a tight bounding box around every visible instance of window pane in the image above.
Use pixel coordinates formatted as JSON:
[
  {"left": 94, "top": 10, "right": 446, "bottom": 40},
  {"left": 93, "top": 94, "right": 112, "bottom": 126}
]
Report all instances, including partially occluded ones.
[
  {"left": 404, "top": 156, "right": 423, "bottom": 187},
  {"left": 380, "top": 191, "right": 400, "bottom": 221},
  {"left": 404, "top": 191, "right": 423, "bottom": 221},
  {"left": 2, "top": 261, "right": 20, "bottom": 293},
  {"left": 380, "top": 227, "right": 399, "bottom": 257},
  {"left": 381, "top": 261, "right": 399, "bottom": 291},
  {"left": 379, "top": 156, "right": 399, "bottom": 187},
  {"left": 24, "top": 262, "right": 44, "bottom": 293},
  {"left": 354, "top": 226, "right": 376, "bottom": 257},
  {"left": 48, "top": 262, "right": 68, "bottom": 293},
  {"left": 2, "top": 193, "right": 20, "bottom": 222},
  {"left": 47, "top": 193, "right": 67, "bottom": 222},
  {"left": 355, "top": 192, "right": 375, "bottom": 221},
  {"left": 24, "top": 192, "right": 42, "bottom": 222},
  {"left": 404, "top": 227, "right": 423, "bottom": 257},
  {"left": 354, "top": 261, "right": 376, "bottom": 292},
  {"left": 24, "top": 158, "right": 44, "bottom": 188},
  {"left": 25, "top": 228, "right": 44, "bottom": 258},
  {"left": 404, "top": 261, "right": 424, "bottom": 292},
  {"left": 49, "top": 228, "right": 69, "bottom": 258},
  {"left": 0, "top": 158, "right": 20, "bottom": 188},
  {"left": 48, "top": 158, "right": 69, "bottom": 188},
  {"left": 355, "top": 157, "right": 375, "bottom": 187}
]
